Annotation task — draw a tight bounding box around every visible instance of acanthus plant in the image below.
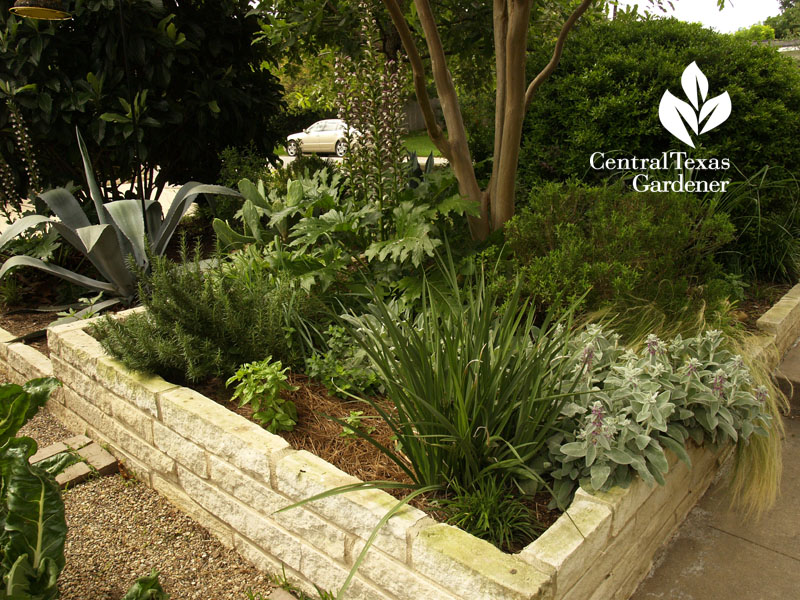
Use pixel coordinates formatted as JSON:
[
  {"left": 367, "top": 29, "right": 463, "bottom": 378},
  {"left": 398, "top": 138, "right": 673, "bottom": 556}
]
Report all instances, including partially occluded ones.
[{"left": 334, "top": 4, "right": 408, "bottom": 243}]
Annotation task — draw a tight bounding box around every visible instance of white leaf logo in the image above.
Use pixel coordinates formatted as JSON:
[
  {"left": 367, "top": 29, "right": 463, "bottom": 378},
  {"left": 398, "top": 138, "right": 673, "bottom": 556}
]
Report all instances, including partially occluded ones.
[
  {"left": 659, "top": 62, "right": 731, "bottom": 148},
  {"left": 659, "top": 91, "right": 698, "bottom": 148},
  {"left": 699, "top": 92, "right": 732, "bottom": 134},
  {"left": 681, "top": 61, "right": 708, "bottom": 110}
]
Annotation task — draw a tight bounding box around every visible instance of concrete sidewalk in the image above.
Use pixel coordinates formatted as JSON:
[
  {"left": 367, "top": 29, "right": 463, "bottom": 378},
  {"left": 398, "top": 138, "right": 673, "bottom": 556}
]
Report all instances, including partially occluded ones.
[{"left": 631, "top": 378, "right": 800, "bottom": 598}]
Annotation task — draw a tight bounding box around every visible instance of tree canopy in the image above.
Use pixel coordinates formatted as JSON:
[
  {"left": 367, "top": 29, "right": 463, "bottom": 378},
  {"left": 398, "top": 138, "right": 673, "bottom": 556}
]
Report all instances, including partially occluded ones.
[
  {"left": 766, "top": 2, "right": 800, "bottom": 39},
  {"left": 0, "top": 0, "right": 285, "bottom": 201}
]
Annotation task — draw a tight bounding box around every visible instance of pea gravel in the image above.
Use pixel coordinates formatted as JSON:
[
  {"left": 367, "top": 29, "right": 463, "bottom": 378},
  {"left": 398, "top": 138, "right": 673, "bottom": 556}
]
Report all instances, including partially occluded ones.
[{"left": 20, "top": 408, "right": 279, "bottom": 600}]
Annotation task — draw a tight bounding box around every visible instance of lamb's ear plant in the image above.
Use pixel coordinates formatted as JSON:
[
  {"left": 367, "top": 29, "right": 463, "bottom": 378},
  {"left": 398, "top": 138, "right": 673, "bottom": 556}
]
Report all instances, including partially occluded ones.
[
  {"left": 0, "top": 128, "right": 240, "bottom": 306},
  {"left": 544, "top": 327, "right": 783, "bottom": 512}
]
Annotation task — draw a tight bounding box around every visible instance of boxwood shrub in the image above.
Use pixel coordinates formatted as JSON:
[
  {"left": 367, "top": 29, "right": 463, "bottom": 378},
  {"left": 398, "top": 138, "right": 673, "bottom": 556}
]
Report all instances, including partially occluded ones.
[{"left": 519, "top": 16, "right": 800, "bottom": 216}]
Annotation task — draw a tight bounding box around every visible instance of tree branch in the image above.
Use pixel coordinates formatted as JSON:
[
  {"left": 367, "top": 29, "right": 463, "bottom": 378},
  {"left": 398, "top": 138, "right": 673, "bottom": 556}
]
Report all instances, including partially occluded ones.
[
  {"left": 524, "top": 0, "right": 593, "bottom": 109},
  {"left": 413, "top": 0, "right": 488, "bottom": 239},
  {"left": 492, "top": 0, "right": 532, "bottom": 231},
  {"left": 380, "top": 0, "right": 451, "bottom": 159},
  {"left": 488, "top": 0, "right": 508, "bottom": 202}
]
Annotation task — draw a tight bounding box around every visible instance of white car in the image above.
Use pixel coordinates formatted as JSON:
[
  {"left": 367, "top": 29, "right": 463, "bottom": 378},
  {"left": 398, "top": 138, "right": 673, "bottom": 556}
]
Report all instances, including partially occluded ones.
[{"left": 285, "top": 119, "right": 357, "bottom": 157}]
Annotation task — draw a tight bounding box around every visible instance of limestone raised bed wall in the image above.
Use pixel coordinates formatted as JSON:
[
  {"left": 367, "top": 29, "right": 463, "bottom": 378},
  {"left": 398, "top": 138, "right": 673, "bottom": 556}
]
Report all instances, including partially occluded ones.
[{"left": 2, "top": 297, "right": 792, "bottom": 599}]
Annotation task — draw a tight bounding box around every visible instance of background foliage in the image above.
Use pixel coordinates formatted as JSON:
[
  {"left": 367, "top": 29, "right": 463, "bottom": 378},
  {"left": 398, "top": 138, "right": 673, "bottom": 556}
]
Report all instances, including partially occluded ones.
[
  {"left": 501, "top": 180, "right": 736, "bottom": 315},
  {"left": 766, "top": 1, "right": 800, "bottom": 39},
  {"left": 0, "top": 0, "right": 285, "bottom": 203},
  {"left": 518, "top": 16, "right": 800, "bottom": 201}
]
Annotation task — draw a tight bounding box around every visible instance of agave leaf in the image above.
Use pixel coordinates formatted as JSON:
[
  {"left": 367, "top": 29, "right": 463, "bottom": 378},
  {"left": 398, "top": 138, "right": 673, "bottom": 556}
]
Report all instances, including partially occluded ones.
[
  {"left": 74, "top": 224, "right": 136, "bottom": 295},
  {"left": 0, "top": 255, "right": 118, "bottom": 295},
  {"left": 105, "top": 200, "right": 147, "bottom": 267},
  {"left": 47, "top": 297, "right": 121, "bottom": 330},
  {"left": 154, "top": 183, "right": 239, "bottom": 255},
  {"left": 50, "top": 221, "right": 129, "bottom": 288},
  {"left": 424, "top": 152, "right": 435, "bottom": 174},
  {"left": 0, "top": 438, "right": 66, "bottom": 597},
  {"left": 39, "top": 188, "right": 91, "bottom": 231},
  {"left": 49, "top": 222, "right": 89, "bottom": 257},
  {"left": 0, "top": 215, "right": 52, "bottom": 251},
  {"left": 75, "top": 128, "right": 108, "bottom": 225},
  {"left": 144, "top": 200, "right": 163, "bottom": 241},
  {"left": 211, "top": 219, "right": 254, "bottom": 250}
]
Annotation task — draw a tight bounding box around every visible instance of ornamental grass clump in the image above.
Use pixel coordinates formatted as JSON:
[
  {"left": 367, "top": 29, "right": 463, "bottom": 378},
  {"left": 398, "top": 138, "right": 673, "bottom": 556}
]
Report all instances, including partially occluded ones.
[{"left": 342, "top": 254, "right": 584, "bottom": 494}]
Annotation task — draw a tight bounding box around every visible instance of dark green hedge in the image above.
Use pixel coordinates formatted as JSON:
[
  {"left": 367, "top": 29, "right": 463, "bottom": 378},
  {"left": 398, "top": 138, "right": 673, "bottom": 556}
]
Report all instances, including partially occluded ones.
[{"left": 519, "top": 16, "right": 800, "bottom": 212}]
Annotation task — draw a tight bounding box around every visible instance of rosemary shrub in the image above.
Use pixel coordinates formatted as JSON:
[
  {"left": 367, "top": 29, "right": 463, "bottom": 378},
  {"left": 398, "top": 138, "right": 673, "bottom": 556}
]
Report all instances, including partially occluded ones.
[{"left": 92, "top": 246, "right": 327, "bottom": 383}]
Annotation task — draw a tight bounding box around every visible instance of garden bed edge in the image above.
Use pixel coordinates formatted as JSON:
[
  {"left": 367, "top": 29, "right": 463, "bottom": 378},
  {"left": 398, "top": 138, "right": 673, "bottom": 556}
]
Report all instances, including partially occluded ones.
[{"left": 0, "top": 296, "right": 794, "bottom": 600}]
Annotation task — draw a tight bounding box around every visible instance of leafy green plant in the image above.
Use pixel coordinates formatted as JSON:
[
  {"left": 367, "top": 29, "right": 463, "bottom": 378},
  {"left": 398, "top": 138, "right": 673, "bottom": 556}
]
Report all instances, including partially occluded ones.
[
  {"left": 708, "top": 165, "right": 800, "bottom": 281},
  {"left": 121, "top": 569, "right": 169, "bottom": 600},
  {"left": 91, "top": 246, "right": 327, "bottom": 383},
  {"left": 262, "top": 564, "right": 335, "bottom": 600},
  {"left": 0, "top": 130, "right": 239, "bottom": 305},
  {"left": 0, "top": 377, "right": 66, "bottom": 600},
  {"left": 339, "top": 411, "right": 375, "bottom": 439},
  {"left": 0, "top": 379, "right": 167, "bottom": 600},
  {"left": 543, "top": 327, "right": 778, "bottom": 507},
  {"left": 437, "top": 476, "right": 543, "bottom": 553},
  {"left": 335, "top": 8, "right": 407, "bottom": 241},
  {"left": 1, "top": 99, "right": 41, "bottom": 221},
  {"left": 278, "top": 252, "right": 583, "bottom": 598},
  {"left": 306, "top": 325, "right": 380, "bottom": 397},
  {"left": 518, "top": 15, "right": 800, "bottom": 282},
  {"left": 341, "top": 251, "right": 582, "bottom": 493},
  {"left": 0, "top": 0, "right": 285, "bottom": 203},
  {"left": 502, "top": 180, "right": 736, "bottom": 315},
  {"left": 520, "top": 16, "right": 800, "bottom": 196},
  {"left": 227, "top": 357, "right": 299, "bottom": 433},
  {"left": 0, "top": 378, "right": 59, "bottom": 446},
  {"left": 213, "top": 169, "right": 343, "bottom": 252},
  {"left": 214, "top": 163, "right": 474, "bottom": 297}
]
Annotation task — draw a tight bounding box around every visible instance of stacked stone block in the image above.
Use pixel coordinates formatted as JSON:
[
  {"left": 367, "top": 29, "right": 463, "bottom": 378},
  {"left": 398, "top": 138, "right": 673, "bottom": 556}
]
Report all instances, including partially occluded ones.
[{"left": 0, "top": 311, "right": 744, "bottom": 600}]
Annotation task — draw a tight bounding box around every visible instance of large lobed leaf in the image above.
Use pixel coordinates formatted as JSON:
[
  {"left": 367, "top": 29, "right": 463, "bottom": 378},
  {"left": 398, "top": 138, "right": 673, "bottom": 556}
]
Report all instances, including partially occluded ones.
[
  {"left": 0, "top": 438, "right": 66, "bottom": 600},
  {"left": 0, "top": 379, "right": 60, "bottom": 448},
  {"left": 211, "top": 219, "right": 255, "bottom": 250}
]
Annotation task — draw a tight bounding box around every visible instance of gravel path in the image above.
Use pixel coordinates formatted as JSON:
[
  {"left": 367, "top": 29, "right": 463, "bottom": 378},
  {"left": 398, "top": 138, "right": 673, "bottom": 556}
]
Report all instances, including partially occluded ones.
[{"left": 21, "top": 408, "right": 278, "bottom": 600}]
